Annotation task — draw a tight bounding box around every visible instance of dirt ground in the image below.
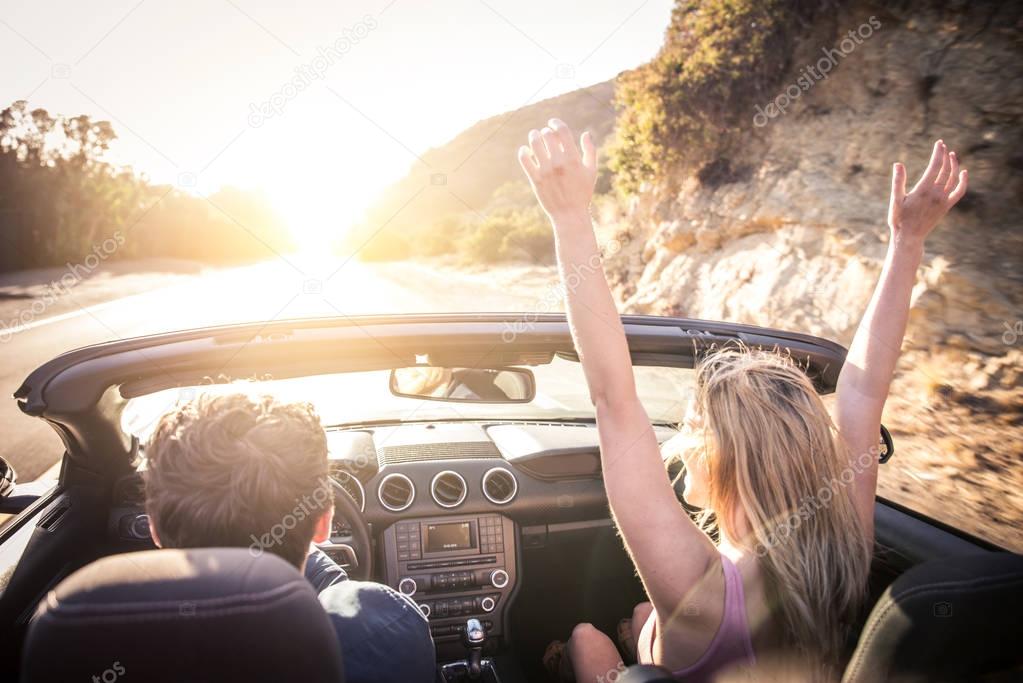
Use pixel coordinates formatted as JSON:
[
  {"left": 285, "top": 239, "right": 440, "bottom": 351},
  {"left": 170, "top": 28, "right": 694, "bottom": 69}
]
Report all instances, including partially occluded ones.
[{"left": 875, "top": 349, "right": 1023, "bottom": 552}]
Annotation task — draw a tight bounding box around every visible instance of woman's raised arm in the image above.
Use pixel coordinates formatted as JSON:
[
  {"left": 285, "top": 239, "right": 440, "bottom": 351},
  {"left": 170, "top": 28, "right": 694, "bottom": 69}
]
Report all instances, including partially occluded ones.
[
  {"left": 518, "top": 119, "right": 718, "bottom": 613},
  {"left": 836, "top": 140, "right": 967, "bottom": 538}
]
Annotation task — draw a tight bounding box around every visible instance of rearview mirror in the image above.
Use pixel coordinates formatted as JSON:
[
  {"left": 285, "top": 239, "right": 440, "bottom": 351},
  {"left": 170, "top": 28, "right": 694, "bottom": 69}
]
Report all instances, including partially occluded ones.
[{"left": 389, "top": 366, "right": 535, "bottom": 403}]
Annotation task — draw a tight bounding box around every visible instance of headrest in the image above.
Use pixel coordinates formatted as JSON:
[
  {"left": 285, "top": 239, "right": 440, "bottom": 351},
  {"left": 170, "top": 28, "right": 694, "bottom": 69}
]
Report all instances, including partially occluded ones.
[
  {"left": 22, "top": 548, "right": 345, "bottom": 682},
  {"left": 843, "top": 552, "right": 1023, "bottom": 682}
]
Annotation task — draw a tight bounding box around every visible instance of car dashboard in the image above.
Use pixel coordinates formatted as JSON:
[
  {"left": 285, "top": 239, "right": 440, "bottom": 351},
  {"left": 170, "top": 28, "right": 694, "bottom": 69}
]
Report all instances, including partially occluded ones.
[{"left": 109, "top": 420, "right": 677, "bottom": 655}]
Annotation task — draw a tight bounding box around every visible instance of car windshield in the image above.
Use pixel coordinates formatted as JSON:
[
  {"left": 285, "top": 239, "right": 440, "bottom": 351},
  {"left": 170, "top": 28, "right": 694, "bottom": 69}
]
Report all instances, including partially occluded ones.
[{"left": 121, "top": 356, "right": 693, "bottom": 442}]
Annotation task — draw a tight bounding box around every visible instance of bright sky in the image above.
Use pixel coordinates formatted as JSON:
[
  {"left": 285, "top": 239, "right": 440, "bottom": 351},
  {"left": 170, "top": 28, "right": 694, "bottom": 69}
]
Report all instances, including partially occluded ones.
[{"left": 0, "top": 0, "right": 672, "bottom": 249}]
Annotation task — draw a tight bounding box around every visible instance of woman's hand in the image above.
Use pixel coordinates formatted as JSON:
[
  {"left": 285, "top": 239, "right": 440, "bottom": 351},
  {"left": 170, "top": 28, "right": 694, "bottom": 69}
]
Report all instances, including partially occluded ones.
[
  {"left": 518, "top": 118, "right": 597, "bottom": 224},
  {"left": 888, "top": 140, "right": 968, "bottom": 248}
]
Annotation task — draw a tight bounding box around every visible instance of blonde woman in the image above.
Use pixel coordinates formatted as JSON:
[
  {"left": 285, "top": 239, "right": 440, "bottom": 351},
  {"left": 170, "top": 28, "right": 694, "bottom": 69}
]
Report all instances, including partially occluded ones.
[{"left": 517, "top": 120, "right": 967, "bottom": 680}]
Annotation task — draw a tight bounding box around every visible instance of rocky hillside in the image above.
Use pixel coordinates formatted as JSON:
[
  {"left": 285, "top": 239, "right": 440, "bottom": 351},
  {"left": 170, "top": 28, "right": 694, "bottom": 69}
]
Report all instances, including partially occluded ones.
[{"left": 599, "top": 0, "right": 1022, "bottom": 549}]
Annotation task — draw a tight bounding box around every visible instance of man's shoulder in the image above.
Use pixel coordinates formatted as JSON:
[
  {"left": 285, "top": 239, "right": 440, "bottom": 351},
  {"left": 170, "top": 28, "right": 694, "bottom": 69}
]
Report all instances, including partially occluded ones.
[{"left": 318, "top": 581, "right": 436, "bottom": 683}]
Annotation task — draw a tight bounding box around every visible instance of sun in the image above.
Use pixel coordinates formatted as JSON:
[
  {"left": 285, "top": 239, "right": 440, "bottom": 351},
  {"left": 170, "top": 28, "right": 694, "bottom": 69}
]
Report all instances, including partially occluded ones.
[
  {"left": 268, "top": 167, "right": 366, "bottom": 256},
  {"left": 231, "top": 89, "right": 432, "bottom": 259}
]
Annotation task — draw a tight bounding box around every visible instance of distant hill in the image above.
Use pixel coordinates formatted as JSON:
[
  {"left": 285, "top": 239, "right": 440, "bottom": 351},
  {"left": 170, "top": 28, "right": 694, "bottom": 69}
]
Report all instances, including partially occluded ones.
[{"left": 345, "top": 80, "right": 616, "bottom": 262}]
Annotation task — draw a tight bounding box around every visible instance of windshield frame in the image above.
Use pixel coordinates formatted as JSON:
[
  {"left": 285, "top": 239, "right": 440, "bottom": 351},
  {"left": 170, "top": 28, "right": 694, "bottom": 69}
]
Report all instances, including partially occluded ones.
[{"left": 17, "top": 313, "right": 847, "bottom": 471}]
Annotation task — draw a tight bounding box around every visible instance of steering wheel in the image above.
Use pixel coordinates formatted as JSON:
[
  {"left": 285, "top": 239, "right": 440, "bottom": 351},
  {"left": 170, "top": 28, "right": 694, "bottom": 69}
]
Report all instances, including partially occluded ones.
[{"left": 328, "top": 477, "right": 374, "bottom": 581}]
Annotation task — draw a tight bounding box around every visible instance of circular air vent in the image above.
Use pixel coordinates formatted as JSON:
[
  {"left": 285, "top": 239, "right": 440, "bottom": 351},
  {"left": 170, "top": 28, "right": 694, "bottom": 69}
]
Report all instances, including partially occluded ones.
[
  {"left": 482, "top": 467, "right": 518, "bottom": 505},
  {"left": 329, "top": 466, "right": 366, "bottom": 512},
  {"left": 377, "top": 473, "right": 415, "bottom": 512},
  {"left": 431, "top": 470, "right": 467, "bottom": 508}
]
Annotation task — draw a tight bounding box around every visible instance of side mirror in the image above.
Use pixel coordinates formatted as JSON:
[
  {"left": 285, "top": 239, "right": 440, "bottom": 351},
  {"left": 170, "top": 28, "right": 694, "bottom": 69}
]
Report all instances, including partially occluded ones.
[
  {"left": 879, "top": 424, "right": 895, "bottom": 463},
  {"left": 0, "top": 457, "right": 54, "bottom": 515},
  {"left": 0, "top": 457, "right": 15, "bottom": 498}
]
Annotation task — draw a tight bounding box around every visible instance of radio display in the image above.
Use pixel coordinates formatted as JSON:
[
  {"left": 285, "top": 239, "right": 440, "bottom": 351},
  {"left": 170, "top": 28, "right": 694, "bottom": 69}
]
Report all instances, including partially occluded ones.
[{"left": 425, "top": 521, "right": 475, "bottom": 553}]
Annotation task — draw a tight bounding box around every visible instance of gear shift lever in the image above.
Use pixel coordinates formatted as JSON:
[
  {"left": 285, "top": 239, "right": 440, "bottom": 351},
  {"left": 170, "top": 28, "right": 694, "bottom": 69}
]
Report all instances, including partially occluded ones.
[{"left": 462, "top": 618, "right": 486, "bottom": 679}]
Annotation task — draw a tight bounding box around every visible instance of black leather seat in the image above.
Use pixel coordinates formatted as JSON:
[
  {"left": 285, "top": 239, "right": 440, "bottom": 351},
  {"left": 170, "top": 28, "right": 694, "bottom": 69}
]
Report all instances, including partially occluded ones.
[
  {"left": 843, "top": 552, "right": 1023, "bottom": 682},
  {"left": 21, "top": 547, "right": 345, "bottom": 683}
]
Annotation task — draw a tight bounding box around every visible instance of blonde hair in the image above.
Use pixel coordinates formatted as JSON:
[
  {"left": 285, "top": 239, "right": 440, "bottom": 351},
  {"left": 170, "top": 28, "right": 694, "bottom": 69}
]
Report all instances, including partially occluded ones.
[{"left": 692, "top": 347, "right": 870, "bottom": 668}]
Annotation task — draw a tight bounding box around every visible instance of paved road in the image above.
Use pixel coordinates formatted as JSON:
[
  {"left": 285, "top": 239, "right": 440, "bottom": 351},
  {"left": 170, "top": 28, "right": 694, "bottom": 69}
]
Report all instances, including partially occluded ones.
[{"left": 1, "top": 258, "right": 559, "bottom": 482}]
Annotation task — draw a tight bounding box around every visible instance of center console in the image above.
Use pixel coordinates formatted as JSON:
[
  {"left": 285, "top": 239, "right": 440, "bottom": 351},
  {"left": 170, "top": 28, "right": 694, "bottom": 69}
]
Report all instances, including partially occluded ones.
[{"left": 383, "top": 513, "right": 517, "bottom": 645}]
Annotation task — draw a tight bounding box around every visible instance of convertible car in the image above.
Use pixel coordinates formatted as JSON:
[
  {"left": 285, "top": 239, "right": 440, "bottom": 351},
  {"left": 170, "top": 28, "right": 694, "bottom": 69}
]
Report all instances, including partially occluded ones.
[{"left": 0, "top": 313, "right": 1020, "bottom": 682}]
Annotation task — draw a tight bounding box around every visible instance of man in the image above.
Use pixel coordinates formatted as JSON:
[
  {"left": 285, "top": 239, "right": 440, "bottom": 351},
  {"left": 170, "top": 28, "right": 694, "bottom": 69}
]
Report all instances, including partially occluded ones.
[{"left": 143, "top": 392, "right": 435, "bottom": 683}]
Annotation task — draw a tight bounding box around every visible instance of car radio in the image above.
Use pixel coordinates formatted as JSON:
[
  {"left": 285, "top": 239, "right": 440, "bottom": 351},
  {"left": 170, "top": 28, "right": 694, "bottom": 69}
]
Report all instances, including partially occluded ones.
[{"left": 383, "top": 513, "right": 516, "bottom": 643}]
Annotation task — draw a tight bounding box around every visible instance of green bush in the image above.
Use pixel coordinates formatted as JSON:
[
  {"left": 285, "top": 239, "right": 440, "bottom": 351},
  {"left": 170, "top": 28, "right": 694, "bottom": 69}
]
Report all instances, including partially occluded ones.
[
  {"left": 610, "top": 0, "right": 833, "bottom": 194},
  {"left": 463, "top": 205, "right": 553, "bottom": 264},
  {"left": 0, "top": 101, "right": 293, "bottom": 271},
  {"left": 418, "top": 215, "right": 464, "bottom": 257}
]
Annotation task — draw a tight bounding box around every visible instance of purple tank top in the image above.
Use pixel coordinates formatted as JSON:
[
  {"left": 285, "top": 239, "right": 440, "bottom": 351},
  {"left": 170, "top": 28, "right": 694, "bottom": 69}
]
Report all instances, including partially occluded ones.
[{"left": 642, "top": 553, "right": 757, "bottom": 681}]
